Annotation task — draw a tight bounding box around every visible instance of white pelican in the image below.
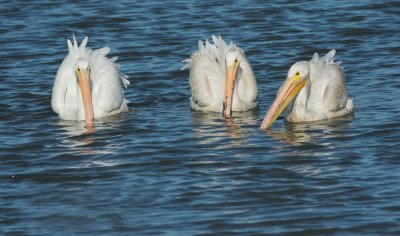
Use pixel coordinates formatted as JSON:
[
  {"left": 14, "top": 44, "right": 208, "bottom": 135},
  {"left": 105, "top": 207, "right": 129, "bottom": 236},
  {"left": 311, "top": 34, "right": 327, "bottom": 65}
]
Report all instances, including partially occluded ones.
[
  {"left": 51, "top": 35, "right": 130, "bottom": 127},
  {"left": 260, "top": 50, "right": 353, "bottom": 129},
  {"left": 181, "top": 35, "right": 258, "bottom": 118}
]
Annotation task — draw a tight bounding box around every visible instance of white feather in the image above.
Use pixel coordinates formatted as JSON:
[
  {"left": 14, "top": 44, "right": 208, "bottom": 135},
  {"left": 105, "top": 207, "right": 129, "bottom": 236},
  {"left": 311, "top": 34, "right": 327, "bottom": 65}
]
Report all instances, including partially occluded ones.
[
  {"left": 181, "top": 35, "right": 258, "bottom": 112},
  {"left": 51, "top": 35, "right": 130, "bottom": 121},
  {"left": 285, "top": 50, "right": 353, "bottom": 122}
]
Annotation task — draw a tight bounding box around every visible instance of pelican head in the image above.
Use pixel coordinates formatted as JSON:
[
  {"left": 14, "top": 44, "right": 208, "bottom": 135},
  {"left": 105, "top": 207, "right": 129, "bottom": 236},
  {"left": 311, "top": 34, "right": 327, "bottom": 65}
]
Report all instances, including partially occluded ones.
[
  {"left": 260, "top": 61, "right": 310, "bottom": 129},
  {"left": 75, "top": 58, "right": 94, "bottom": 127},
  {"left": 223, "top": 48, "right": 242, "bottom": 118}
]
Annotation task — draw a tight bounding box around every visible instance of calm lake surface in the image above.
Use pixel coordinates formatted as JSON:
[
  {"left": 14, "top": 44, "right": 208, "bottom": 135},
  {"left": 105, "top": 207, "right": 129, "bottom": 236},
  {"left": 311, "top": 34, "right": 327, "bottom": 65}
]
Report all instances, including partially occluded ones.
[{"left": 1, "top": 0, "right": 400, "bottom": 235}]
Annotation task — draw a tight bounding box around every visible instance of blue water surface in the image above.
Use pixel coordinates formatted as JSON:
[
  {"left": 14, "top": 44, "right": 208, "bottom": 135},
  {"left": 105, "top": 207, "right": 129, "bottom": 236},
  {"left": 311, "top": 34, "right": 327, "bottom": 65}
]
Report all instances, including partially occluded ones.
[{"left": 1, "top": 0, "right": 400, "bottom": 235}]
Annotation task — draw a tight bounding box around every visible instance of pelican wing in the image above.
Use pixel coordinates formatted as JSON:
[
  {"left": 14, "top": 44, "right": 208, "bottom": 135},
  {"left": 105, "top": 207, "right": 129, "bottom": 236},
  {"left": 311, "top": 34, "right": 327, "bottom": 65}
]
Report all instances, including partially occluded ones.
[
  {"left": 317, "top": 50, "right": 353, "bottom": 117},
  {"left": 323, "top": 66, "right": 347, "bottom": 111},
  {"left": 186, "top": 40, "right": 220, "bottom": 108},
  {"left": 322, "top": 65, "right": 354, "bottom": 119},
  {"left": 52, "top": 35, "right": 90, "bottom": 118},
  {"left": 181, "top": 36, "right": 231, "bottom": 110},
  {"left": 89, "top": 47, "right": 130, "bottom": 116}
]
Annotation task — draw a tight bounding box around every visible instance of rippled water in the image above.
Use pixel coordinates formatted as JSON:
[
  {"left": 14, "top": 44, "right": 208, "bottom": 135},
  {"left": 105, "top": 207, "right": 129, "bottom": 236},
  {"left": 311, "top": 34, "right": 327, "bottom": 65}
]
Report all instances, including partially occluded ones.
[{"left": 1, "top": 1, "right": 400, "bottom": 235}]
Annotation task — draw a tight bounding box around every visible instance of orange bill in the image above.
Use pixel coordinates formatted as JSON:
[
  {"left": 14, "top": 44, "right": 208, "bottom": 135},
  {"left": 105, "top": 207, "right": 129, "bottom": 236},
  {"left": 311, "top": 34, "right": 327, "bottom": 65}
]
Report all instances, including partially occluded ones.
[
  {"left": 77, "top": 68, "right": 94, "bottom": 127},
  {"left": 260, "top": 74, "right": 307, "bottom": 129},
  {"left": 222, "top": 61, "right": 238, "bottom": 118}
]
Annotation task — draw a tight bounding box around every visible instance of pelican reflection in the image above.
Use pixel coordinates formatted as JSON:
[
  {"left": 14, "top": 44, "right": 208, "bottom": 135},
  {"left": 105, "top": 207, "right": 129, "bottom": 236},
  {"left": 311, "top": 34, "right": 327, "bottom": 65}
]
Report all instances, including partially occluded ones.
[{"left": 191, "top": 110, "right": 259, "bottom": 148}]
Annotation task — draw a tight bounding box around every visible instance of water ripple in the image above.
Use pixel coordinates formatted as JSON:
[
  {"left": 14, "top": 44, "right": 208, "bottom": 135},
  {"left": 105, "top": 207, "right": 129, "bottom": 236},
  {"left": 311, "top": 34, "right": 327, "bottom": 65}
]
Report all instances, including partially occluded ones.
[{"left": 1, "top": 0, "right": 400, "bottom": 235}]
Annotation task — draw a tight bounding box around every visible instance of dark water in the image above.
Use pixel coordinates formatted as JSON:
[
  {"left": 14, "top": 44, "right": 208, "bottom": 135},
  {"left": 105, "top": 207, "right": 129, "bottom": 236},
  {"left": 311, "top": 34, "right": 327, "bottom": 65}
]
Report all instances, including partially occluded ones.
[{"left": 1, "top": 0, "right": 400, "bottom": 235}]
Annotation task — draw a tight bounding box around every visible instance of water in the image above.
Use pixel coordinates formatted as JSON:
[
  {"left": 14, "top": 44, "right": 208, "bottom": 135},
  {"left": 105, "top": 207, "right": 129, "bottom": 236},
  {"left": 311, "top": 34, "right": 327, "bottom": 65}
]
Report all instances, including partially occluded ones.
[{"left": 1, "top": 0, "right": 400, "bottom": 235}]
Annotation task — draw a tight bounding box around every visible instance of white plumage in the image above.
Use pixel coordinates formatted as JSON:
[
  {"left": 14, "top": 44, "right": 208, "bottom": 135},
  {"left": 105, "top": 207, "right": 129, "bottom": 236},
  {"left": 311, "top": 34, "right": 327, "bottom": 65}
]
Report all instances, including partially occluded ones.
[
  {"left": 51, "top": 35, "right": 129, "bottom": 126},
  {"left": 181, "top": 36, "right": 258, "bottom": 117},
  {"left": 261, "top": 50, "right": 354, "bottom": 129}
]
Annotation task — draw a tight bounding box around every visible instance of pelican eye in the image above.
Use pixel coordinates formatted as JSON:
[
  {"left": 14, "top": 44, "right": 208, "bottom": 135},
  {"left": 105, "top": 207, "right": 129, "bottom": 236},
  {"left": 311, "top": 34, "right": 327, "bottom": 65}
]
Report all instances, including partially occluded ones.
[
  {"left": 235, "top": 59, "right": 238, "bottom": 63},
  {"left": 295, "top": 72, "right": 300, "bottom": 76}
]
